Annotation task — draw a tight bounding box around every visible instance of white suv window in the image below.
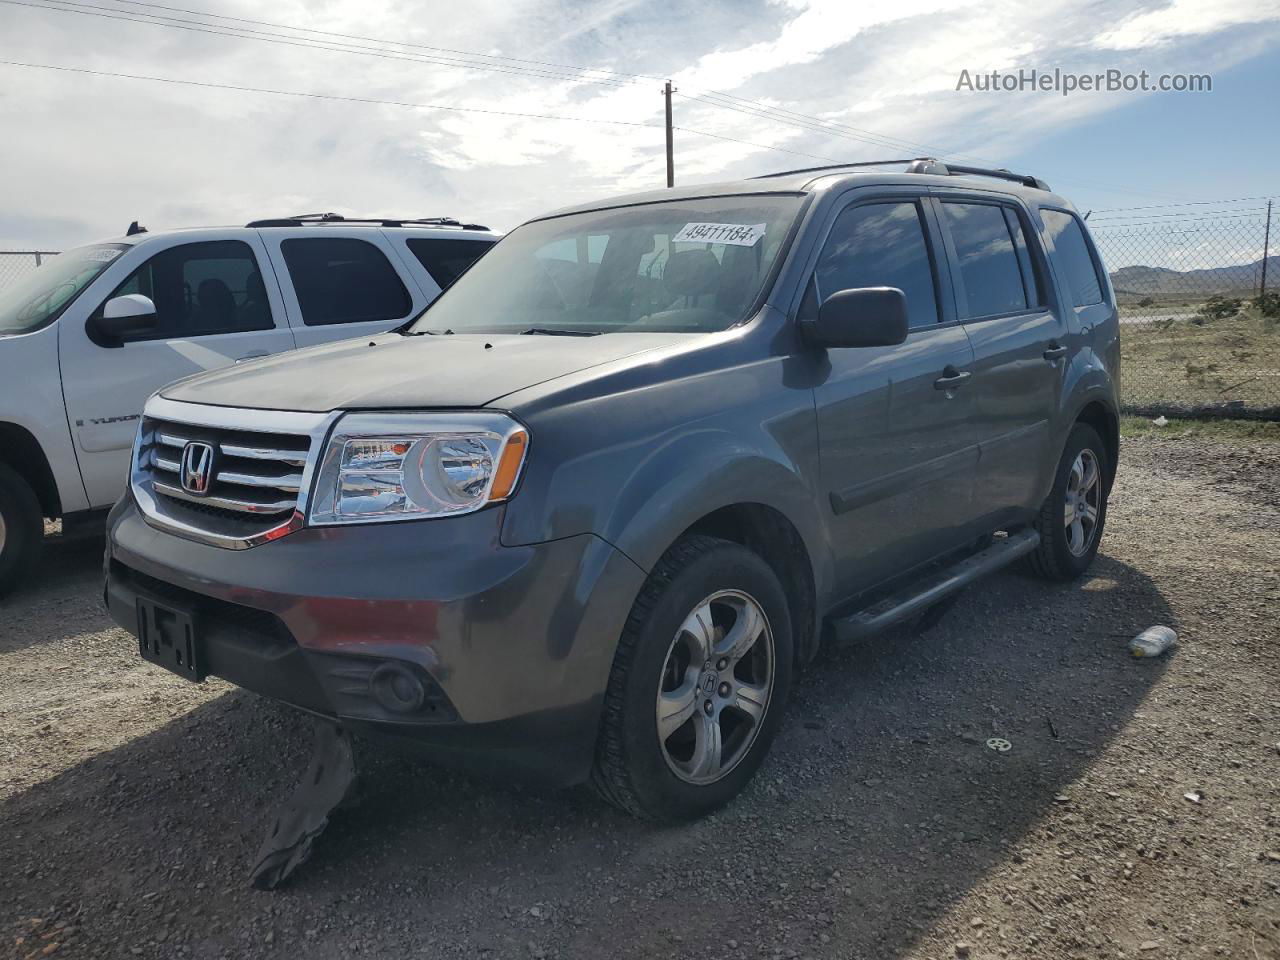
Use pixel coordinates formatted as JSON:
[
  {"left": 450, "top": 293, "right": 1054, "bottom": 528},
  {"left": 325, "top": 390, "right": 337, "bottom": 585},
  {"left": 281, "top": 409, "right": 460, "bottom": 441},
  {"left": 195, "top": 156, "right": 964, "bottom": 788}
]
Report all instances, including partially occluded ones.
[
  {"left": 102, "top": 240, "right": 272, "bottom": 342},
  {"left": 406, "top": 237, "right": 495, "bottom": 289},
  {"left": 280, "top": 237, "right": 412, "bottom": 326}
]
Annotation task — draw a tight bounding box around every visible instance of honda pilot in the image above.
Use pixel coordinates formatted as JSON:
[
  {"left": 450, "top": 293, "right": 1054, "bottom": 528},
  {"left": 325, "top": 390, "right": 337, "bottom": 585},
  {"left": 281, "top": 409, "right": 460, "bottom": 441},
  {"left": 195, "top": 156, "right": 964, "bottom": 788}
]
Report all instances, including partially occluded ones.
[{"left": 105, "top": 160, "right": 1120, "bottom": 821}]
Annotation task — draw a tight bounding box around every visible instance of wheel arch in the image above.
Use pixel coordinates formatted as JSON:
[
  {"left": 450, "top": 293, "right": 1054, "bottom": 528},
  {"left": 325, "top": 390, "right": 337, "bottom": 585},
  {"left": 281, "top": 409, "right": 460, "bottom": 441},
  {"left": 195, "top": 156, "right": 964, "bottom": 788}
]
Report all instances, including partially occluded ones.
[
  {"left": 1073, "top": 398, "right": 1119, "bottom": 491},
  {"left": 668, "top": 502, "right": 820, "bottom": 667},
  {"left": 0, "top": 421, "right": 61, "bottom": 518}
]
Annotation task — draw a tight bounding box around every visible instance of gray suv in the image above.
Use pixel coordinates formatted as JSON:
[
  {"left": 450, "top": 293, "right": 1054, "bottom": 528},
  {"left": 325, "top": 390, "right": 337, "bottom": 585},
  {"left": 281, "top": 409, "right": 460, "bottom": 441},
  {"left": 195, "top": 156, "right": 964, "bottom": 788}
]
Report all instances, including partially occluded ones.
[{"left": 105, "top": 160, "right": 1119, "bottom": 821}]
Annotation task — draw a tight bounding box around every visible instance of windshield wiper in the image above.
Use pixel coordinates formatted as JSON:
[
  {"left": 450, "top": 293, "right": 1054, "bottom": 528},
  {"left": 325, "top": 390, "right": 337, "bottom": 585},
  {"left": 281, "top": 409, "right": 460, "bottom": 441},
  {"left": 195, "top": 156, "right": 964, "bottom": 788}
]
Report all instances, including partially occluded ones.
[
  {"left": 517, "top": 327, "right": 600, "bottom": 337},
  {"left": 403, "top": 328, "right": 453, "bottom": 336}
]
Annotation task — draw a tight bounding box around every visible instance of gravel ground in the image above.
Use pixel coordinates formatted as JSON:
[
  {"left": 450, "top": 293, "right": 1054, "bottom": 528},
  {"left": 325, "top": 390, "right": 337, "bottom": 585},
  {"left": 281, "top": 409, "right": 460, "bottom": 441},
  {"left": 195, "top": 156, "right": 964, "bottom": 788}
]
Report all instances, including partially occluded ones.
[{"left": 2, "top": 435, "right": 1278, "bottom": 960}]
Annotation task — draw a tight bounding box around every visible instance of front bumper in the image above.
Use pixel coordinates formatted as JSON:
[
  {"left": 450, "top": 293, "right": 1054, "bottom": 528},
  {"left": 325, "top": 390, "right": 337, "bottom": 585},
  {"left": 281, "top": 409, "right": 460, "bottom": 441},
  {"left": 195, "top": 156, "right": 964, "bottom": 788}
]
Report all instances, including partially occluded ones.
[{"left": 105, "top": 497, "right": 647, "bottom": 786}]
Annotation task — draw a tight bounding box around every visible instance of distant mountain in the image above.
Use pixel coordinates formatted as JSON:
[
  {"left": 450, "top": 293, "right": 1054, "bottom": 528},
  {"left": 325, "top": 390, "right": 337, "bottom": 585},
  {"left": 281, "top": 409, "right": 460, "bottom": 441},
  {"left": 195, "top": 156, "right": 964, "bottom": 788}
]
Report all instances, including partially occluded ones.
[{"left": 1109, "top": 255, "right": 1278, "bottom": 301}]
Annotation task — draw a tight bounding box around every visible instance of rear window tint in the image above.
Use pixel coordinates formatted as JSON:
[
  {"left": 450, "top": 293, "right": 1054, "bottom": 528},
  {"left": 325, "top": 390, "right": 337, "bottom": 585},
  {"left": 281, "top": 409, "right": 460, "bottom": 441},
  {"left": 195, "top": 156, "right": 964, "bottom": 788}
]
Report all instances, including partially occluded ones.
[
  {"left": 281, "top": 238, "right": 412, "bottom": 326},
  {"left": 941, "top": 202, "right": 1028, "bottom": 319},
  {"left": 406, "top": 238, "right": 495, "bottom": 289},
  {"left": 1041, "top": 209, "right": 1105, "bottom": 307}
]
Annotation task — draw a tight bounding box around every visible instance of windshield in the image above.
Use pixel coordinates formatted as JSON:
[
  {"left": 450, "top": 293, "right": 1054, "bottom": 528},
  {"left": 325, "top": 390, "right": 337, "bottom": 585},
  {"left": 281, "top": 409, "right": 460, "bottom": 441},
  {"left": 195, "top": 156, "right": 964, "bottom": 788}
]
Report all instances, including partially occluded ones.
[
  {"left": 408, "top": 195, "right": 802, "bottom": 335},
  {"left": 0, "top": 244, "right": 128, "bottom": 336}
]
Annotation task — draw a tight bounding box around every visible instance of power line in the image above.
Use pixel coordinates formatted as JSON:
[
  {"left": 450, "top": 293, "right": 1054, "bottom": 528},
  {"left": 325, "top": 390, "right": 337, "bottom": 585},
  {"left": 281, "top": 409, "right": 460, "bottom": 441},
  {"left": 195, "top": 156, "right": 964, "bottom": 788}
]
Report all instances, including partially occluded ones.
[
  {"left": 0, "top": 59, "right": 654, "bottom": 126},
  {"left": 673, "top": 128, "right": 843, "bottom": 164},
  {"left": 0, "top": 0, "right": 1081, "bottom": 176},
  {"left": 679, "top": 90, "right": 987, "bottom": 164},
  {"left": 2, "top": 0, "right": 1225, "bottom": 202},
  {"left": 0, "top": 58, "right": 854, "bottom": 165},
  {"left": 99, "top": 0, "right": 665, "bottom": 82},
  {"left": 1, "top": 0, "right": 639, "bottom": 88}
]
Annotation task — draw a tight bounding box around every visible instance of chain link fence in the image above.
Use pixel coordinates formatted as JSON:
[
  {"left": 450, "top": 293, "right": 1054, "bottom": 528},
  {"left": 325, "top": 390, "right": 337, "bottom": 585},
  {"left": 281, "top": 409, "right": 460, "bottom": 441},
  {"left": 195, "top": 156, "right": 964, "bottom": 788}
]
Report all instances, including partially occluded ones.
[
  {"left": 1091, "top": 199, "right": 1277, "bottom": 419},
  {"left": 0, "top": 251, "right": 59, "bottom": 291}
]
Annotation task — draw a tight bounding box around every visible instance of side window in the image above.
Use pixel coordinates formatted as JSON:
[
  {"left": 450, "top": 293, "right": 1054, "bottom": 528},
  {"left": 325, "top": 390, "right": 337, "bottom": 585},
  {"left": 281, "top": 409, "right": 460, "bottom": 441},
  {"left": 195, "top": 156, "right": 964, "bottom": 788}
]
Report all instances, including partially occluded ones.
[
  {"left": 940, "top": 202, "right": 1028, "bottom": 319},
  {"left": 812, "top": 201, "right": 939, "bottom": 329},
  {"left": 406, "top": 237, "right": 495, "bottom": 290},
  {"left": 281, "top": 238, "right": 412, "bottom": 326},
  {"left": 1003, "top": 207, "right": 1044, "bottom": 307},
  {"left": 1041, "top": 209, "right": 1105, "bottom": 307},
  {"left": 103, "top": 240, "right": 272, "bottom": 341}
]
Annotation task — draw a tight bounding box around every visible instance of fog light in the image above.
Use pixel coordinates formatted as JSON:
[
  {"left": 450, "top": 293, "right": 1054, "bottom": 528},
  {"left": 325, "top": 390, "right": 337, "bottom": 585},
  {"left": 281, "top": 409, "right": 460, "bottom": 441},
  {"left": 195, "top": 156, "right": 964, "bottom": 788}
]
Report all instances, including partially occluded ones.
[{"left": 369, "top": 663, "right": 427, "bottom": 715}]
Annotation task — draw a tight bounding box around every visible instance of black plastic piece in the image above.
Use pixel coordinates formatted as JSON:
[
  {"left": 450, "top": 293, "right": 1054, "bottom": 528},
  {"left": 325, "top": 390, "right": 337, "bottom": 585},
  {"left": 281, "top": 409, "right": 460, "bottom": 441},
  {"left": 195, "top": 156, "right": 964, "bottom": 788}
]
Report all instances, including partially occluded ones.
[
  {"left": 126, "top": 220, "right": 147, "bottom": 236},
  {"left": 136, "top": 596, "right": 202, "bottom": 681},
  {"left": 249, "top": 721, "right": 359, "bottom": 890}
]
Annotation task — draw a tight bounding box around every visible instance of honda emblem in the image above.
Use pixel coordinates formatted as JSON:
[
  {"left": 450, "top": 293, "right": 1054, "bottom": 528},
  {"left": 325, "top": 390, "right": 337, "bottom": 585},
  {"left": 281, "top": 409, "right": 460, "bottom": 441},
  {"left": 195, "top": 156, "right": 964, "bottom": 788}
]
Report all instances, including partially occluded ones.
[{"left": 180, "top": 441, "right": 215, "bottom": 495}]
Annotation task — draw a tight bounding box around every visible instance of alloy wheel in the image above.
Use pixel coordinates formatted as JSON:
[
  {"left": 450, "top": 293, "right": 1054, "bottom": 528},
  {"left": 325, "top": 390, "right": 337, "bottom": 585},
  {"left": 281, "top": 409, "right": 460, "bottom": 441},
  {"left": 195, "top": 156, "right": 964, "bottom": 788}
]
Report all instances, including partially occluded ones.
[
  {"left": 656, "top": 590, "right": 775, "bottom": 785},
  {"left": 1063, "top": 448, "right": 1102, "bottom": 556}
]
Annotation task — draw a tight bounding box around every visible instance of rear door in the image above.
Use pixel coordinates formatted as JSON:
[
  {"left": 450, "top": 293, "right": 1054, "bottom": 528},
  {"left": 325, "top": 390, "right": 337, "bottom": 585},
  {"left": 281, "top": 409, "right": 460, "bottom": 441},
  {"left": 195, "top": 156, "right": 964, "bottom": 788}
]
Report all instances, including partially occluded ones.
[
  {"left": 932, "top": 194, "right": 1066, "bottom": 519},
  {"left": 59, "top": 233, "right": 295, "bottom": 508},
  {"left": 804, "top": 191, "right": 982, "bottom": 596},
  {"left": 259, "top": 230, "right": 426, "bottom": 348}
]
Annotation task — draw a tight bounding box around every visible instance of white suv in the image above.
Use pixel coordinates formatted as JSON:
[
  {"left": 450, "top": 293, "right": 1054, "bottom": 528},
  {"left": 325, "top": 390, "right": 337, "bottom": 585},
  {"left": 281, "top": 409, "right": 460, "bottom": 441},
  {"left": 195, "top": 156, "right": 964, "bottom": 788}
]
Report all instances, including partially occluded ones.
[{"left": 0, "top": 214, "right": 498, "bottom": 593}]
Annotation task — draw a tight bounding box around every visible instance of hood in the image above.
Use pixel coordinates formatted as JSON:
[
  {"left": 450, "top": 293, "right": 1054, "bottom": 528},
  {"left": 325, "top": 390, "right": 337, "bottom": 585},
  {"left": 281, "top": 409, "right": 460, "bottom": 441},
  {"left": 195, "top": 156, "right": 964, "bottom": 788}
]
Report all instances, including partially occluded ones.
[{"left": 159, "top": 331, "right": 690, "bottom": 412}]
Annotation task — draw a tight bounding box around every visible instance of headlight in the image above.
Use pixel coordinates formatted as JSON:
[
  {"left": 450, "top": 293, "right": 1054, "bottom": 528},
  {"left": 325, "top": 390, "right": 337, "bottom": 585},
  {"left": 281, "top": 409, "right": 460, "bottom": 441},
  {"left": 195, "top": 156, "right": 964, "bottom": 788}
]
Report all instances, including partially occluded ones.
[{"left": 307, "top": 413, "right": 528, "bottom": 525}]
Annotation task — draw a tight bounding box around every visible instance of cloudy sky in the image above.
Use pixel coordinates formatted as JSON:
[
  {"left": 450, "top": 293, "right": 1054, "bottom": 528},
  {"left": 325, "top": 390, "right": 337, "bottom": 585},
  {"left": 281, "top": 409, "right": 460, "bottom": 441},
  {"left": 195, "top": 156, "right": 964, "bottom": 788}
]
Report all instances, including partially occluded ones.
[{"left": 1, "top": 0, "right": 1279, "bottom": 249}]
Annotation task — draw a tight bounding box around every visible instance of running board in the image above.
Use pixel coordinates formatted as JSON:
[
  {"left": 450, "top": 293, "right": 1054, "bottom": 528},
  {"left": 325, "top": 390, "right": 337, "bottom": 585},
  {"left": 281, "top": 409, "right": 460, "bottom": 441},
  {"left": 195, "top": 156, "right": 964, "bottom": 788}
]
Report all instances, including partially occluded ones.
[{"left": 831, "top": 529, "right": 1040, "bottom": 642}]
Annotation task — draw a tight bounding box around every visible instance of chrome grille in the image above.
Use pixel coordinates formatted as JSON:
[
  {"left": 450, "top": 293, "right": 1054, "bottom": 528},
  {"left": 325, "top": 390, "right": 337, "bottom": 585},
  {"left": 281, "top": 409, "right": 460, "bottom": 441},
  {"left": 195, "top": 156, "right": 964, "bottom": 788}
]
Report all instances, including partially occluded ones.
[
  {"left": 147, "top": 425, "right": 307, "bottom": 516},
  {"left": 131, "top": 398, "right": 337, "bottom": 549}
]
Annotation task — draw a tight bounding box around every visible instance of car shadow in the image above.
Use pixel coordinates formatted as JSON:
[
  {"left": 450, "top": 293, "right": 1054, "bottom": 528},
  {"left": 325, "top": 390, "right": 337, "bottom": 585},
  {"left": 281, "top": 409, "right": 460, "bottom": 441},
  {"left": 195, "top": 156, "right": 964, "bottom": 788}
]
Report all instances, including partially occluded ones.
[
  {"left": 1, "top": 552, "right": 1172, "bottom": 959},
  {"left": 0, "top": 535, "right": 106, "bottom": 651}
]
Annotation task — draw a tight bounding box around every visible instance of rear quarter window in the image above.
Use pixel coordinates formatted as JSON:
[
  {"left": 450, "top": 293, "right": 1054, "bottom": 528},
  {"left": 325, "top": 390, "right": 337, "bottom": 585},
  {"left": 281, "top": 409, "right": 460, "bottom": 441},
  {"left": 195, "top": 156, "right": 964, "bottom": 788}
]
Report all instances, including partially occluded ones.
[
  {"left": 1040, "top": 209, "right": 1106, "bottom": 307},
  {"left": 406, "top": 237, "right": 495, "bottom": 289}
]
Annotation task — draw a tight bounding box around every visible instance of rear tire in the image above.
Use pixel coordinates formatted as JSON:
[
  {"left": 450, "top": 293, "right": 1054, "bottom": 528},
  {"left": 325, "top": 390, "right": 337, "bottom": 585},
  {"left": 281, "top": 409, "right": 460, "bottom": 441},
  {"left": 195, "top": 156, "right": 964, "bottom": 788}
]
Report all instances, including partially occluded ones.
[
  {"left": 0, "top": 463, "right": 44, "bottom": 598},
  {"left": 591, "top": 535, "right": 793, "bottom": 821},
  {"left": 1027, "top": 423, "right": 1109, "bottom": 581}
]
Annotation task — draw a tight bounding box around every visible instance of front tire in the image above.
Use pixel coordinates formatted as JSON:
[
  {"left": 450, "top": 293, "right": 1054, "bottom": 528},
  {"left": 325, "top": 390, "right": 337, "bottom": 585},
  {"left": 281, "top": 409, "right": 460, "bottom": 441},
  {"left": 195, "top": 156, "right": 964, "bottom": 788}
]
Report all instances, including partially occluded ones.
[
  {"left": 1027, "top": 423, "right": 1109, "bottom": 581},
  {"left": 591, "top": 535, "right": 793, "bottom": 821},
  {"left": 0, "top": 463, "right": 44, "bottom": 598}
]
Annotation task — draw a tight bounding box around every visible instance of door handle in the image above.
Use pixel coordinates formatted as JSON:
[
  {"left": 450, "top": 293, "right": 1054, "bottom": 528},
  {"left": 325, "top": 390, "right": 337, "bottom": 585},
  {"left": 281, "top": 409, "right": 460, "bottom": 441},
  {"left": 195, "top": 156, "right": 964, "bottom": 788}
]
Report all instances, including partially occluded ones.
[
  {"left": 235, "top": 352, "right": 269, "bottom": 364},
  {"left": 1043, "top": 343, "right": 1069, "bottom": 361},
  {"left": 934, "top": 367, "right": 972, "bottom": 390}
]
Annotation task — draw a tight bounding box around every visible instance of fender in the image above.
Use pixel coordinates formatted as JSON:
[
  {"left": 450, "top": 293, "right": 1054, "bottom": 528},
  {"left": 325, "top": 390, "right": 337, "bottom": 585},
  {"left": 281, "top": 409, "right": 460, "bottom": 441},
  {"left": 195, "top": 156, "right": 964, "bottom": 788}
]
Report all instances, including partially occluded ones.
[
  {"left": 498, "top": 328, "right": 834, "bottom": 611},
  {"left": 0, "top": 324, "right": 90, "bottom": 514},
  {"left": 1040, "top": 344, "right": 1120, "bottom": 500}
]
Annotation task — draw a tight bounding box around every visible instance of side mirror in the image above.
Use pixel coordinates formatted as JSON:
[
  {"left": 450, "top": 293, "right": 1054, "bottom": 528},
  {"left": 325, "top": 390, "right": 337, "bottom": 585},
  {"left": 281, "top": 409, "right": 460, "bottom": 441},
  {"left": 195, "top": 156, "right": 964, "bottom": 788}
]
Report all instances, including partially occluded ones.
[
  {"left": 91, "top": 294, "right": 158, "bottom": 342},
  {"left": 801, "top": 286, "right": 909, "bottom": 349}
]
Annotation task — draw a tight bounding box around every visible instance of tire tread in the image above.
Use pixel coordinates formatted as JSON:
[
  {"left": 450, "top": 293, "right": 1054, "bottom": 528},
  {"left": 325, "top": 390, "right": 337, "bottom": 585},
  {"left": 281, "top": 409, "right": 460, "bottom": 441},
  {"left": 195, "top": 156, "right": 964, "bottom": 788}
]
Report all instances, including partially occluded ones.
[{"left": 590, "top": 535, "right": 734, "bottom": 820}]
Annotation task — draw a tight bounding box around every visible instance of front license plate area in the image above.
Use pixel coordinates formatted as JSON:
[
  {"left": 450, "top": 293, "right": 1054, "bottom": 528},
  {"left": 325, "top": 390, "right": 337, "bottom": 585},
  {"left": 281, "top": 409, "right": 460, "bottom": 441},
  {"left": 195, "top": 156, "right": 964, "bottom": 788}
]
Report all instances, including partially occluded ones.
[{"left": 137, "top": 597, "right": 204, "bottom": 682}]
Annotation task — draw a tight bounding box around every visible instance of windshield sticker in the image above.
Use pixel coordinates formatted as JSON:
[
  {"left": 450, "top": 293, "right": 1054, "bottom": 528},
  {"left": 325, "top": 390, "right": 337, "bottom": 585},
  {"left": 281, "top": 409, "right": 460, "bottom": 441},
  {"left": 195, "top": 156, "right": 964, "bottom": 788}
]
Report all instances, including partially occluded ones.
[
  {"left": 83, "top": 248, "right": 122, "bottom": 262},
  {"left": 672, "top": 222, "right": 766, "bottom": 247}
]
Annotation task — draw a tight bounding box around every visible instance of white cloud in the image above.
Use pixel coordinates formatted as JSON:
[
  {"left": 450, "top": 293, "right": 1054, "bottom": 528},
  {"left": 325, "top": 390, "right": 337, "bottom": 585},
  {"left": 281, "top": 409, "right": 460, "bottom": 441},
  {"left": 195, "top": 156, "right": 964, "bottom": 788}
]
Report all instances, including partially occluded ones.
[
  {"left": 1093, "top": 0, "right": 1280, "bottom": 50},
  {"left": 0, "top": 0, "right": 1277, "bottom": 248}
]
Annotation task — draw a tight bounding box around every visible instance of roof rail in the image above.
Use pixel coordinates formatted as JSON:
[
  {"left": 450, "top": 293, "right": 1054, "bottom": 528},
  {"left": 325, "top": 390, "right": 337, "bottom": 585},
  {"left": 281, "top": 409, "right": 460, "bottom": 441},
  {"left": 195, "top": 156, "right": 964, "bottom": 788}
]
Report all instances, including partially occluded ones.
[
  {"left": 245, "top": 213, "right": 491, "bottom": 230},
  {"left": 750, "top": 158, "right": 928, "bottom": 179},
  {"left": 904, "top": 159, "right": 1051, "bottom": 191},
  {"left": 751, "top": 157, "right": 1050, "bottom": 191}
]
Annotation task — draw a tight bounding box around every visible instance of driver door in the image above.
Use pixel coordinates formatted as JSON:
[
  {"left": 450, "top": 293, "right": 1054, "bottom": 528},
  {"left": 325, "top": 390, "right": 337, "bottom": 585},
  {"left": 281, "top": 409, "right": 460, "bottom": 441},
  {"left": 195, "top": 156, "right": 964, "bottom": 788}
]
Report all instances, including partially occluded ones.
[{"left": 59, "top": 234, "right": 294, "bottom": 509}]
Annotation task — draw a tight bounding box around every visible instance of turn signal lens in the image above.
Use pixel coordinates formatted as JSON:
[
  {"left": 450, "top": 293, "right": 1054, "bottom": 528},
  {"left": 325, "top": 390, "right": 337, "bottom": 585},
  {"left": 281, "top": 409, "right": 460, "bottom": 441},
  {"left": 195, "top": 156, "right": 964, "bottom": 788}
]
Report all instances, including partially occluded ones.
[{"left": 488, "top": 429, "right": 528, "bottom": 501}]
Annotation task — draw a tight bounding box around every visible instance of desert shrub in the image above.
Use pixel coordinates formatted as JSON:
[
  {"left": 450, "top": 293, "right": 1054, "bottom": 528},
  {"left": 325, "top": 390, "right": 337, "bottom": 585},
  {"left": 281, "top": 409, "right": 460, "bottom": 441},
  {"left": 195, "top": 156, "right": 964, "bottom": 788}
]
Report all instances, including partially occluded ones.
[{"left": 1193, "top": 295, "right": 1242, "bottom": 324}]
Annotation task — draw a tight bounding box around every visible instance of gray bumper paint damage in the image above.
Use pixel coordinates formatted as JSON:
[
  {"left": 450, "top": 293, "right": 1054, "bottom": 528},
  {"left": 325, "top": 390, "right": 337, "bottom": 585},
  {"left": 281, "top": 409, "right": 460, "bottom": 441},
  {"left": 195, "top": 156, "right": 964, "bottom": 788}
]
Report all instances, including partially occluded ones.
[{"left": 104, "top": 496, "right": 648, "bottom": 786}]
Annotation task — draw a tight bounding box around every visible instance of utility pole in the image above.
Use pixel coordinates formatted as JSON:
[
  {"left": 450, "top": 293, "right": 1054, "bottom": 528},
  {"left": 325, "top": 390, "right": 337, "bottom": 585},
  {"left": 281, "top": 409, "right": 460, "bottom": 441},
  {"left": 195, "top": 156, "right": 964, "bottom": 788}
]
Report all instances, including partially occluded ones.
[
  {"left": 662, "top": 80, "right": 676, "bottom": 188},
  {"left": 1261, "top": 199, "right": 1272, "bottom": 299}
]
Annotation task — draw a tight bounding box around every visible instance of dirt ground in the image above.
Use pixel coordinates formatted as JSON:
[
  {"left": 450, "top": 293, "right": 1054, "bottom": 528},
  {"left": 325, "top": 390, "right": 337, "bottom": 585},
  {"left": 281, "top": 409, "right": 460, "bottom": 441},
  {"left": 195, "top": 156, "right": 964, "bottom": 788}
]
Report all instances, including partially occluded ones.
[{"left": 2, "top": 434, "right": 1278, "bottom": 960}]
